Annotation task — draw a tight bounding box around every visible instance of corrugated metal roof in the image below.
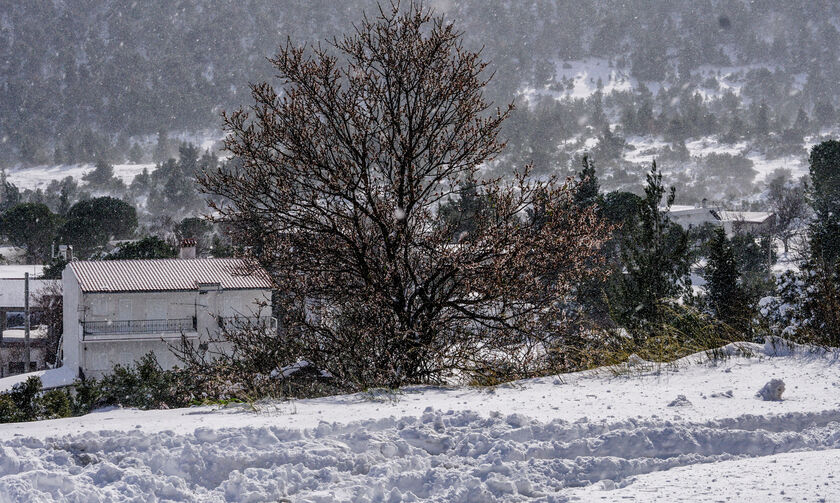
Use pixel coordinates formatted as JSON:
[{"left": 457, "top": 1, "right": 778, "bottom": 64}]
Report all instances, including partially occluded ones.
[{"left": 69, "top": 258, "right": 273, "bottom": 293}]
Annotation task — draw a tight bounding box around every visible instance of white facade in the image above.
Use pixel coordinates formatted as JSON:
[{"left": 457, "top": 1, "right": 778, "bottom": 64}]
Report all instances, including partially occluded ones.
[
  {"left": 666, "top": 205, "right": 775, "bottom": 237},
  {"left": 665, "top": 206, "right": 719, "bottom": 229},
  {"left": 61, "top": 259, "right": 272, "bottom": 378}
]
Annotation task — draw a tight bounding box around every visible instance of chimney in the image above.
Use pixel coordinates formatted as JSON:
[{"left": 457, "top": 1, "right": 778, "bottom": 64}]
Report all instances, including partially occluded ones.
[
  {"left": 179, "top": 238, "right": 197, "bottom": 259},
  {"left": 57, "top": 244, "right": 73, "bottom": 261}
]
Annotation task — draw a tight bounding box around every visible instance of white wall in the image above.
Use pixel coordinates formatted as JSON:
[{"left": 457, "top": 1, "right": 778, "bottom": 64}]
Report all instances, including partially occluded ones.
[
  {"left": 62, "top": 277, "right": 271, "bottom": 377},
  {"left": 61, "top": 266, "right": 82, "bottom": 377}
]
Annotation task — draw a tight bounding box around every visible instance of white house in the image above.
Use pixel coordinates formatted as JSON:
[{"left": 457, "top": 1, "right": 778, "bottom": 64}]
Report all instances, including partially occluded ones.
[
  {"left": 666, "top": 205, "right": 775, "bottom": 237},
  {"left": 717, "top": 211, "right": 775, "bottom": 236},
  {"left": 0, "top": 265, "right": 50, "bottom": 377},
  {"left": 665, "top": 205, "right": 718, "bottom": 230},
  {"left": 61, "top": 256, "right": 273, "bottom": 378}
]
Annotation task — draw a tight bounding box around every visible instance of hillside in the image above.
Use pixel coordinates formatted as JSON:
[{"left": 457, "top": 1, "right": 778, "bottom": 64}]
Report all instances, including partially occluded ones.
[
  {"left": 3, "top": 2, "right": 840, "bottom": 203},
  {"left": 0, "top": 341, "right": 838, "bottom": 501}
]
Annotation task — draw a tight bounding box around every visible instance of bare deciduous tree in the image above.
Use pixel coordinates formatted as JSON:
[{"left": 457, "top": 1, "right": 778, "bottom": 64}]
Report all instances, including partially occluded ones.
[
  {"left": 32, "top": 281, "right": 62, "bottom": 367},
  {"left": 767, "top": 174, "right": 808, "bottom": 255},
  {"left": 198, "top": 3, "right": 610, "bottom": 388}
]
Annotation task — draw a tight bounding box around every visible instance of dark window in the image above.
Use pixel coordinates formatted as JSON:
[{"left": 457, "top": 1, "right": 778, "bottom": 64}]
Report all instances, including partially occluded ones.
[{"left": 7, "top": 362, "right": 36, "bottom": 374}]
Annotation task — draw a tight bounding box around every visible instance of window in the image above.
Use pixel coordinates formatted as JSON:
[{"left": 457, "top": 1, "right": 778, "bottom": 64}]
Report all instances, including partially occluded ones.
[{"left": 8, "top": 362, "right": 34, "bottom": 374}]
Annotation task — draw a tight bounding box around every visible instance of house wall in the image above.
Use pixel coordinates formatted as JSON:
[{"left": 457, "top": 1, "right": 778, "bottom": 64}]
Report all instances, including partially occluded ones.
[
  {"left": 61, "top": 267, "right": 82, "bottom": 377},
  {"left": 669, "top": 209, "right": 717, "bottom": 229},
  {"left": 62, "top": 266, "right": 271, "bottom": 378},
  {"left": 0, "top": 344, "right": 47, "bottom": 377}
]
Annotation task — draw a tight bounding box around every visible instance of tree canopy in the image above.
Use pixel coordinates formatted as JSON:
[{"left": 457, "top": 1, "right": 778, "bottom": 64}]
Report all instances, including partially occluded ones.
[
  {"left": 198, "top": 3, "right": 610, "bottom": 388},
  {"left": 61, "top": 197, "right": 138, "bottom": 258}
]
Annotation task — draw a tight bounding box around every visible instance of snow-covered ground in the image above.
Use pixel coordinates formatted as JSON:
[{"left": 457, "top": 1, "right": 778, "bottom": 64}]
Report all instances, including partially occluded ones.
[
  {"left": 0, "top": 340, "right": 838, "bottom": 501},
  {"left": 4, "top": 163, "right": 155, "bottom": 192}
]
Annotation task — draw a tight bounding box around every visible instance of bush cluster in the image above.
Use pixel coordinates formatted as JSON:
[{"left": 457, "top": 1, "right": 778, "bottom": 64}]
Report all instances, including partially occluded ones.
[{"left": 0, "top": 354, "right": 197, "bottom": 424}]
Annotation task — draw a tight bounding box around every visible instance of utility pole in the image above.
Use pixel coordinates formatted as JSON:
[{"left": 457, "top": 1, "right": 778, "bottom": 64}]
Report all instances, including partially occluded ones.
[{"left": 24, "top": 272, "right": 30, "bottom": 373}]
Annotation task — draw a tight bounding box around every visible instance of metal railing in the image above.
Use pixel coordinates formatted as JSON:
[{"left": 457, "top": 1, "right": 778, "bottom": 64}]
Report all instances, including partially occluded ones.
[
  {"left": 82, "top": 318, "right": 197, "bottom": 337},
  {"left": 217, "top": 316, "right": 276, "bottom": 332}
]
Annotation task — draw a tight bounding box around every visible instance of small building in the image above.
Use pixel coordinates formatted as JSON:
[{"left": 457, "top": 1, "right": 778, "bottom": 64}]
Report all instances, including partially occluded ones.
[
  {"left": 61, "top": 255, "right": 273, "bottom": 378},
  {"left": 665, "top": 205, "right": 775, "bottom": 237},
  {"left": 0, "top": 265, "right": 50, "bottom": 377},
  {"left": 665, "top": 205, "right": 718, "bottom": 230},
  {"left": 717, "top": 211, "right": 776, "bottom": 236}
]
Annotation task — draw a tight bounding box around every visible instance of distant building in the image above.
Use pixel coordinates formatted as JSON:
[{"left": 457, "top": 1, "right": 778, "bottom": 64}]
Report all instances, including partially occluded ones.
[
  {"left": 716, "top": 211, "right": 776, "bottom": 236},
  {"left": 0, "top": 265, "right": 50, "bottom": 377},
  {"left": 665, "top": 203, "right": 775, "bottom": 237},
  {"left": 61, "top": 252, "right": 274, "bottom": 379},
  {"left": 665, "top": 205, "right": 718, "bottom": 230}
]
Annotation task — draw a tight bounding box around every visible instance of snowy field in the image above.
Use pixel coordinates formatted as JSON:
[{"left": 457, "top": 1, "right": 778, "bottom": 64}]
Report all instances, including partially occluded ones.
[
  {"left": 3, "top": 163, "right": 154, "bottom": 192},
  {"left": 0, "top": 340, "right": 839, "bottom": 502}
]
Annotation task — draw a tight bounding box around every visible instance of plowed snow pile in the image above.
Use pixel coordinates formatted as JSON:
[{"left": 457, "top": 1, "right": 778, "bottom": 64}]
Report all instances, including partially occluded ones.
[{"left": 1, "top": 340, "right": 838, "bottom": 502}]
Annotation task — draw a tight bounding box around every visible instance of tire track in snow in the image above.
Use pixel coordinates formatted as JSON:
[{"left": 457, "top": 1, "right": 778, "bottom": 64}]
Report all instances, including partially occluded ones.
[{"left": 1, "top": 407, "right": 839, "bottom": 502}]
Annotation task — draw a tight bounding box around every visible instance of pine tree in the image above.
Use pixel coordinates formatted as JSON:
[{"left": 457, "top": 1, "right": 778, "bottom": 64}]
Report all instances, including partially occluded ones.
[
  {"left": 127, "top": 143, "right": 144, "bottom": 164},
  {"left": 753, "top": 101, "right": 770, "bottom": 137},
  {"left": 808, "top": 140, "right": 840, "bottom": 264},
  {"left": 704, "top": 227, "right": 746, "bottom": 327},
  {"left": 589, "top": 89, "right": 606, "bottom": 127},
  {"left": 796, "top": 140, "right": 840, "bottom": 345},
  {"left": 793, "top": 108, "right": 810, "bottom": 134},
  {"left": 82, "top": 160, "right": 115, "bottom": 188},
  {"left": 574, "top": 154, "right": 599, "bottom": 208},
  {"left": 153, "top": 130, "right": 171, "bottom": 163},
  {"left": 613, "top": 161, "right": 691, "bottom": 331}
]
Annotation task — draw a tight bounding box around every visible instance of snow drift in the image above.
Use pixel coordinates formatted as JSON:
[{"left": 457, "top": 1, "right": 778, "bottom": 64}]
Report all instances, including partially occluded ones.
[{"left": 0, "top": 340, "right": 838, "bottom": 502}]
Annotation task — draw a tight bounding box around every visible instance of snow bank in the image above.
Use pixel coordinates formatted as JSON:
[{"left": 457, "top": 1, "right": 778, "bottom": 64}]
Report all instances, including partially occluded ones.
[
  {"left": 0, "top": 340, "right": 838, "bottom": 501},
  {"left": 0, "top": 366, "right": 76, "bottom": 393}
]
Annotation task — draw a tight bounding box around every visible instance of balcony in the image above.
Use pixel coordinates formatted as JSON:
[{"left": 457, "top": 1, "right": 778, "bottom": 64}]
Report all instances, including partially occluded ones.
[
  {"left": 81, "top": 318, "right": 197, "bottom": 341},
  {"left": 217, "top": 316, "right": 276, "bottom": 332}
]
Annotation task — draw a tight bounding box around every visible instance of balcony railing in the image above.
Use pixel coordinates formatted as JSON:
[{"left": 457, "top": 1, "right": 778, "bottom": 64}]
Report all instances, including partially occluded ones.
[
  {"left": 218, "top": 316, "right": 276, "bottom": 332},
  {"left": 82, "top": 318, "right": 197, "bottom": 337}
]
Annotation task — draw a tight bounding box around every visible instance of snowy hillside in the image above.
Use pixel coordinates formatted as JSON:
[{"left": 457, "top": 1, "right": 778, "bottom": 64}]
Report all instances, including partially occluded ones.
[{"left": 0, "top": 340, "right": 838, "bottom": 502}]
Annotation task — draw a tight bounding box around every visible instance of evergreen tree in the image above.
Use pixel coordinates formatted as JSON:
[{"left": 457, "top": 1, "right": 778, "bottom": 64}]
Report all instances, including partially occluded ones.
[
  {"left": 574, "top": 154, "right": 599, "bottom": 208},
  {"left": 752, "top": 101, "right": 770, "bottom": 137},
  {"left": 153, "top": 130, "right": 171, "bottom": 163},
  {"left": 127, "top": 143, "right": 144, "bottom": 164},
  {"left": 808, "top": 140, "right": 840, "bottom": 264},
  {"left": 589, "top": 89, "right": 606, "bottom": 128},
  {"left": 82, "top": 160, "right": 116, "bottom": 188},
  {"left": 60, "top": 197, "right": 138, "bottom": 258},
  {"left": 105, "top": 236, "right": 177, "bottom": 260},
  {"left": 0, "top": 203, "right": 60, "bottom": 263},
  {"left": 793, "top": 107, "right": 810, "bottom": 133},
  {"left": 0, "top": 168, "right": 21, "bottom": 212},
  {"left": 635, "top": 99, "right": 654, "bottom": 135},
  {"left": 612, "top": 161, "right": 691, "bottom": 331},
  {"left": 795, "top": 140, "right": 840, "bottom": 345},
  {"left": 704, "top": 227, "right": 747, "bottom": 327}
]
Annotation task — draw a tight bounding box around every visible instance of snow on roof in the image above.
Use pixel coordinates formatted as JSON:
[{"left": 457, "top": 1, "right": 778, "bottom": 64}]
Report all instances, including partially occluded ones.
[
  {"left": 717, "top": 211, "right": 774, "bottom": 223},
  {"left": 0, "top": 279, "right": 53, "bottom": 309},
  {"left": 663, "top": 205, "right": 714, "bottom": 215},
  {"left": 0, "top": 365, "right": 76, "bottom": 392},
  {"left": 68, "top": 258, "right": 273, "bottom": 293},
  {"left": 0, "top": 265, "right": 44, "bottom": 279}
]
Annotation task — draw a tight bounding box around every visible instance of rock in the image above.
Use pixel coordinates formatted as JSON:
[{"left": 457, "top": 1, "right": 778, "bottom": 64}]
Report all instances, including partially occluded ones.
[
  {"left": 756, "top": 379, "right": 785, "bottom": 401},
  {"left": 667, "top": 394, "right": 692, "bottom": 407}
]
